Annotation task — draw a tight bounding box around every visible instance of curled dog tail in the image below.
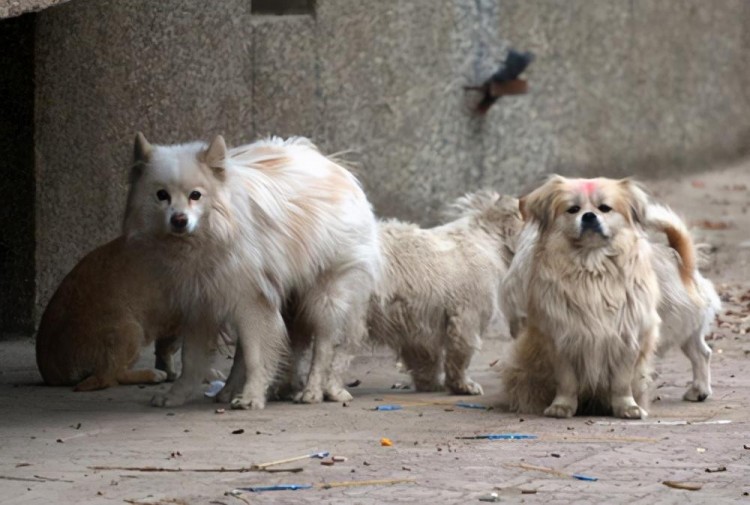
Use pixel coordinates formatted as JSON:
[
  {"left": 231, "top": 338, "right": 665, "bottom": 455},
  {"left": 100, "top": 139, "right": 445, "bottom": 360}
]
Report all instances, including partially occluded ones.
[{"left": 645, "top": 203, "right": 696, "bottom": 289}]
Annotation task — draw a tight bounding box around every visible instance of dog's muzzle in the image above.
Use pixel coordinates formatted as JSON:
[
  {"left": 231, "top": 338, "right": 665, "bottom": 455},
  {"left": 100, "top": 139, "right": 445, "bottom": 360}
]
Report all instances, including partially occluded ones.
[
  {"left": 170, "top": 213, "right": 189, "bottom": 234},
  {"left": 580, "top": 212, "right": 603, "bottom": 235}
]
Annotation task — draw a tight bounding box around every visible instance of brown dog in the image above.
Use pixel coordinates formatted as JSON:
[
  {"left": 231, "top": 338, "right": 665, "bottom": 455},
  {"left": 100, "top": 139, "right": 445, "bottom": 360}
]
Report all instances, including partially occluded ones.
[{"left": 36, "top": 237, "right": 180, "bottom": 391}]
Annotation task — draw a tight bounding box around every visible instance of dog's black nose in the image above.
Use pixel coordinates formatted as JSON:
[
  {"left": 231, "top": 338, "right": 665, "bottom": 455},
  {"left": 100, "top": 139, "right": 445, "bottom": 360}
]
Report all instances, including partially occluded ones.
[
  {"left": 582, "top": 212, "right": 597, "bottom": 223},
  {"left": 170, "top": 213, "right": 188, "bottom": 229}
]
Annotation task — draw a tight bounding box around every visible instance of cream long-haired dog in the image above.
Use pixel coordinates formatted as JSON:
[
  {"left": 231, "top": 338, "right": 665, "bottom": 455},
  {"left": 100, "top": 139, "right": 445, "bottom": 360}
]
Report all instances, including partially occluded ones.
[
  {"left": 366, "top": 191, "right": 523, "bottom": 394},
  {"left": 500, "top": 175, "right": 662, "bottom": 419},
  {"left": 124, "top": 133, "right": 380, "bottom": 409},
  {"left": 503, "top": 191, "right": 721, "bottom": 410}
]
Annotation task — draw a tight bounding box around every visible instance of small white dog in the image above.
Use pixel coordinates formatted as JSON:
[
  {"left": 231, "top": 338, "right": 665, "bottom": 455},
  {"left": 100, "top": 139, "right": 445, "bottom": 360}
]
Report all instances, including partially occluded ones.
[
  {"left": 366, "top": 192, "right": 523, "bottom": 394},
  {"left": 501, "top": 176, "right": 662, "bottom": 419},
  {"left": 124, "top": 133, "right": 380, "bottom": 409},
  {"left": 278, "top": 192, "right": 523, "bottom": 397}
]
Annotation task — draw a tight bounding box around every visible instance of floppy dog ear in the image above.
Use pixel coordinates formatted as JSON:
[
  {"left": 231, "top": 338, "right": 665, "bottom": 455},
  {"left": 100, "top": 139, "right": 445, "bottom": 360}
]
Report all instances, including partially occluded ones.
[
  {"left": 618, "top": 178, "right": 649, "bottom": 225},
  {"left": 204, "top": 135, "right": 227, "bottom": 180},
  {"left": 131, "top": 132, "right": 153, "bottom": 183},
  {"left": 519, "top": 175, "right": 564, "bottom": 230}
]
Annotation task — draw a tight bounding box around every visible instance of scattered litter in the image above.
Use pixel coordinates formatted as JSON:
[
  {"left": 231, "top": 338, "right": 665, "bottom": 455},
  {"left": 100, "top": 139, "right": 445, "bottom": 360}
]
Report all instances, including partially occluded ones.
[
  {"left": 332, "top": 456, "right": 347, "bottom": 463},
  {"left": 215, "top": 409, "right": 225, "bottom": 414},
  {"left": 373, "top": 404, "right": 403, "bottom": 411},
  {"left": 705, "top": 466, "right": 727, "bottom": 473},
  {"left": 380, "top": 438, "right": 393, "bottom": 447},
  {"left": 478, "top": 492, "right": 500, "bottom": 502},
  {"left": 663, "top": 481, "right": 702, "bottom": 491},
  {"left": 691, "top": 180, "right": 706, "bottom": 189},
  {"left": 204, "top": 380, "right": 226, "bottom": 398},
  {"left": 346, "top": 379, "right": 361, "bottom": 388},
  {"left": 15, "top": 463, "right": 31, "bottom": 468},
  {"left": 233, "top": 478, "right": 415, "bottom": 493},
  {"left": 596, "top": 419, "right": 731, "bottom": 426},
  {"left": 444, "top": 408, "right": 454, "bottom": 412},
  {"left": 251, "top": 451, "right": 329, "bottom": 470},
  {"left": 493, "top": 486, "right": 537, "bottom": 495},
  {"left": 488, "top": 359, "right": 500, "bottom": 367},
  {"left": 550, "top": 453, "right": 561, "bottom": 458},
  {"left": 0, "top": 475, "right": 47, "bottom": 483},
  {"left": 391, "top": 382, "right": 411, "bottom": 390},
  {"left": 402, "top": 466, "right": 411, "bottom": 471},
  {"left": 510, "top": 462, "right": 597, "bottom": 481},
  {"left": 56, "top": 439, "right": 64, "bottom": 443},
  {"left": 238, "top": 484, "right": 313, "bottom": 492},
  {"left": 696, "top": 447, "right": 707, "bottom": 453},
  {"left": 320, "top": 459, "right": 335, "bottom": 466},
  {"left": 231, "top": 429, "right": 245, "bottom": 435},
  {"left": 457, "top": 433, "right": 537, "bottom": 440},
  {"left": 744, "top": 444, "right": 750, "bottom": 450},
  {"left": 455, "top": 402, "right": 487, "bottom": 410},
  {"left": 88, "top": 465, "right": 301, "bottom": 473}
]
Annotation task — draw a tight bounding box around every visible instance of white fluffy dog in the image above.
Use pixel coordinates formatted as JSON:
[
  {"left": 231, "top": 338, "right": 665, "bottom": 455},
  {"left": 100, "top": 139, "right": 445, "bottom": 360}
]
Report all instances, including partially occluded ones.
[
  {"left": 500, "top": 176, "right": 662, "bottom": 419},
  {"left": 501, "top": 176, "right": 720, "bottom": 418},
  {"left": 123, "top": 133, "right": 380, "bottom": 409},
  {"left": 366, "top": 192, "right": 523, "bottom": 394}
]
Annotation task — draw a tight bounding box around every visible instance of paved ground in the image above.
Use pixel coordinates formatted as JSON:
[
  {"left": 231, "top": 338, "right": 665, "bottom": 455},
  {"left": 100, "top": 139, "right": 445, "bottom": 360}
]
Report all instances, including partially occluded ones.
[{"left": 1, "top": 162, "right": 749, "bottom": 505}]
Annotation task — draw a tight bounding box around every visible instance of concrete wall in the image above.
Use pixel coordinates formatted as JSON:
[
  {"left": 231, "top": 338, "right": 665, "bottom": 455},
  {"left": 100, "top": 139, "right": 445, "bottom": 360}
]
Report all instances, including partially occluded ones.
[{"left": 31, "top": 0, "right": 750, "bottom": 325}]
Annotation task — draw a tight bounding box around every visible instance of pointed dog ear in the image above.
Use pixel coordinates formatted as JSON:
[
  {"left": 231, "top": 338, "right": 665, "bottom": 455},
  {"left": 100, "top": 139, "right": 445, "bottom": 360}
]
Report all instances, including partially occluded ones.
[
  {"left": 618, "top": 178, "right": 649, "bottom": 225},
  {"left": 131, "top": 132, "right": 153, "bottom": 183},
  {"left": 204, "top": 135, "right": 227, "bottom": 180},
  {"left": 520, "top": 174, "right": 565, "bottom": 230},
  {"left": 134, "top": 132, "right": 153, "bottom": 163}
]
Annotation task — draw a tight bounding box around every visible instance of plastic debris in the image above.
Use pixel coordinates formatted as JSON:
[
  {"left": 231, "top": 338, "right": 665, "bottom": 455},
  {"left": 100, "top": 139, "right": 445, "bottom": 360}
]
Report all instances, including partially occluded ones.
[
  {"left": 374, "top": 404, "right": 402, "bottom": 411},
  {"left": 251, "top": 451, "right": 330, "bottom": 470},
  {"left": 238, "top": 484, "right": 313, "bottom": 492},
  {"left": 204, "top": 380, "right": 226, "bottom": 398},
  {"left": 457, "top": 433, "right": 537, "bottom": 440},
  {"left": 478, "top": 492, "right": 500, "bottom": 502},
  {"left": 380, "top": 438, "right": 393, "bottom": 447},
  {"left": 455, "top": 402, "right": 488, "bottom": 410},
  {"left": 663, "top": 481, "right": 702, "bottom": 491},
  {"left": 332, "top": 456, "right": 348, "bottom": 463}
]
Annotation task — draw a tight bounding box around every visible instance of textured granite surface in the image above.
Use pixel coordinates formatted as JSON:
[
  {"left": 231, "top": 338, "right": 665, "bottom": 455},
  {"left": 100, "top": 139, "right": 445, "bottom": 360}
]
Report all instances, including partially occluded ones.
[
  {"left": 0, "top": 0, "right": 67, "bottom": 18},
  {"left": 30, "top": 0, "right": 750, "bottom": 324}
]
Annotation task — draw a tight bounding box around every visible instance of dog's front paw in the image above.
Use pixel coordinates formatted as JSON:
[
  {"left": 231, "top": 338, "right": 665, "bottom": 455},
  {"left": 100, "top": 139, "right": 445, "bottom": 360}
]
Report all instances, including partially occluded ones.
[
  {"left": 544, "top": 403, "right": 575, "bottom": 418},
  {"left": 448, "top": 380, "right": 484, "bottom": 396},
  {"left": 150, "top": 392, "right": 185, "bottom": 408},
  {"left": 613, "top": 404, "right": 647, "bottom": 419},
  {"left": 683, "top": 385, "right": 711, "bottom": 402},
  {"left": 324, "top": 387, "right": 353, "bottom": 403},
  {"left": 230, "top": 395, "right": 266, "bottom": 410},
  {"left": 152, "top": 370, "right": 169, "bottom": 383},
  {"left": 294, "top": 388, "right": 324, "bottom": 404}
]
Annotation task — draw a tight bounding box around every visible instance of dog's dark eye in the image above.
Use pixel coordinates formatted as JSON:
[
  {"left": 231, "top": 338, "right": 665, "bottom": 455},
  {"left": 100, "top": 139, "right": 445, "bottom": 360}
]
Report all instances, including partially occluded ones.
[
  {"left": 156, "top": 189, "right": 170, "bottom": 202},
  {"left": 566, "top": 205, "right": 581, "bottom": 214},
  {"left": 189, "top": 191, "right": 202, "bottom": 201},
  {"left": 598, "top": 204, "right": 612, "bottom": 213}
]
